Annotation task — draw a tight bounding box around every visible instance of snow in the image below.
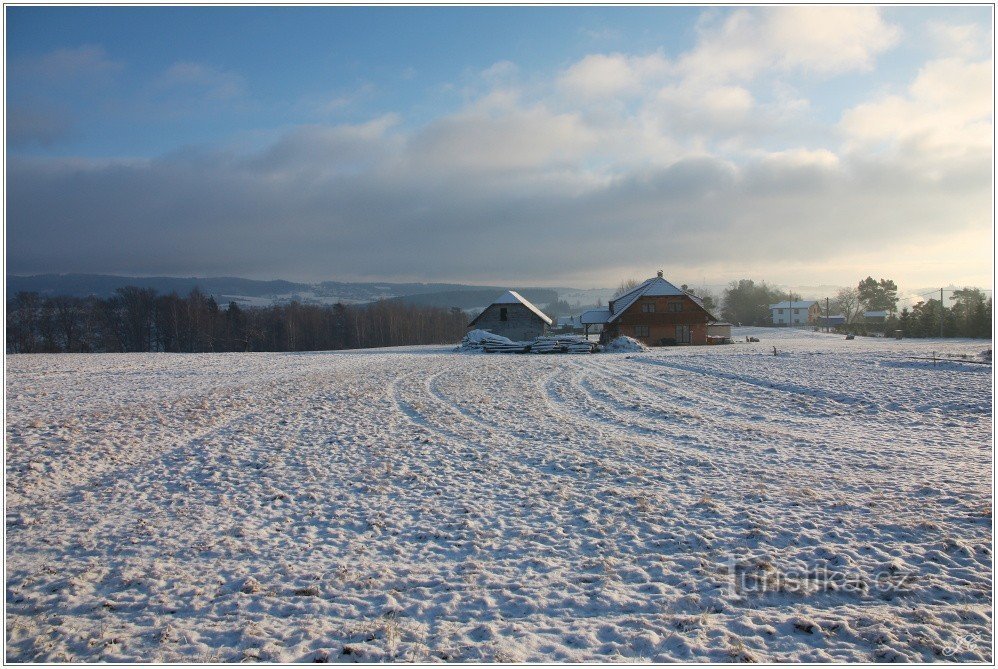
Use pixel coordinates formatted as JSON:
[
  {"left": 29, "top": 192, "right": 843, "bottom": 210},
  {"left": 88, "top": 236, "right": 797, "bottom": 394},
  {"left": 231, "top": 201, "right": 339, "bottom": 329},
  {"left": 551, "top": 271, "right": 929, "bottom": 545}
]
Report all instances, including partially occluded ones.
[
  {"left": 604, "top": 336, "right": 650, "bottom": 353},
  {"left": 5, "top": 328, "right": 993, "bottom": 662}
]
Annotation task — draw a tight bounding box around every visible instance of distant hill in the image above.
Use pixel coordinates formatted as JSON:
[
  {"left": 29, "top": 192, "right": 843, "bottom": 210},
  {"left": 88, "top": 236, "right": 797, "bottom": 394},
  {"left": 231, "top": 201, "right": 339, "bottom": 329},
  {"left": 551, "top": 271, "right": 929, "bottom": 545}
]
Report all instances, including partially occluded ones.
[
  {"left": 390, "top": 288, "right": 560, "bottom": 311},
  {"left": 5, "top": 273, "right": 576, "bottom": 312},
  {"left": 6, "top": 274, "right": 308, "bottom": 301}
]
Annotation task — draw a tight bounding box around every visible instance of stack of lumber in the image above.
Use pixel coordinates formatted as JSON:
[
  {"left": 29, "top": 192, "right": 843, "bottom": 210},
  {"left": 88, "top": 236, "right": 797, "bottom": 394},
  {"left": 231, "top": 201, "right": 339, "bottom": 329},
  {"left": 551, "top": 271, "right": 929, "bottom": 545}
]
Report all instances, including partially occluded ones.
[
  {"left": 530, "top": 335, "right": 597, "bottom": 354},
  {"left": 460, "top": 329, "right": 522, "bottom": 352},
  {"left": 482, "top": 340, "right": 530, "bottom": 354}
]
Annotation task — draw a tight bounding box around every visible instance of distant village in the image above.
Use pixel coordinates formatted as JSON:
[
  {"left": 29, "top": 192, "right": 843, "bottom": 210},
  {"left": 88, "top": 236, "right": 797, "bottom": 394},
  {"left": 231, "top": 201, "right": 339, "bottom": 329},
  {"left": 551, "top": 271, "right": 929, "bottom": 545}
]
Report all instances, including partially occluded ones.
[
  {"left": 466, "top": 271, "right": 991, "bottom": 347},
  {"left": 6, "top": 271, "right": 991, "bottom": 354}
]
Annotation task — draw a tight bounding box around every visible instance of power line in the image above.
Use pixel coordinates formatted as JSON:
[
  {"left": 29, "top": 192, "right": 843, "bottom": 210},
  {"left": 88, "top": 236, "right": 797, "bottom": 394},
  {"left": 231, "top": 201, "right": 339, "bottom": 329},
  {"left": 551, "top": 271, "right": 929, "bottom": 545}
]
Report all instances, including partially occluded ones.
[{"left": 910, "top": 288, "right": 993, "bottom": 301}]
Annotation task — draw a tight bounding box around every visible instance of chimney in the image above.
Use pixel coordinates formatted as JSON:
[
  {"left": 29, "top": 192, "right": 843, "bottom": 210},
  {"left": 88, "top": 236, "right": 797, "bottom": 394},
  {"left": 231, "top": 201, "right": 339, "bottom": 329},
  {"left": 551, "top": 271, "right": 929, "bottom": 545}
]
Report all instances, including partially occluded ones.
[{"left": 657, "top": 270, "right": 663, "bottom": 278}]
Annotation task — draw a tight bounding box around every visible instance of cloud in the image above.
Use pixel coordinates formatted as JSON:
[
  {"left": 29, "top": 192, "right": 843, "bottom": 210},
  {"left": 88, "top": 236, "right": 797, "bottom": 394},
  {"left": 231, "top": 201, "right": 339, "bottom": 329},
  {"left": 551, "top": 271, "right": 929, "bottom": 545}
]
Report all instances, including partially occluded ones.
[
  {"left": 926, "top": 21, "right": 989, "bottom": 59},
  {"left": 245, "top": 115, "right": 401, "bottom": 178},
  {"left": 303, "top": 83, "right": 377, "bottom": 116},
  {"left": 4, "top": 8, "right": 989, "bottom": 288},
  {"left": 6, "top": 105, "right": 73, "bottom": 147},
  {"left": 840, "top": 57, "right": 992, "bottom": 158},
  {"left": 678, "top": 7, "right": 900, "bottom": 81},
  {"left": 480, "top": 60, "right": 518, "bottom": 84},
  {"left": 407, "top": 105, "right": 597, "bottom": 173},
  {"left": 155, "top": 61, "right": 245, "bottom": 101},
  {"left": 14, "top": 44, "right": 123, "bottom": 82},
  {"left": 558, "top": 52, "right": 668, "bottom": 98},
  {"left": 6, "top": 107, "right": 990, "bottom": 287}
]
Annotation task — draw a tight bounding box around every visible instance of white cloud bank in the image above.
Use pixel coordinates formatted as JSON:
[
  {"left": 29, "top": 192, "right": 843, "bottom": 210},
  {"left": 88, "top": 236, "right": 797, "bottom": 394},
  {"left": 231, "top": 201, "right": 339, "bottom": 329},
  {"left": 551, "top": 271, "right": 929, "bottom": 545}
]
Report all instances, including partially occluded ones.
[{"left": 7, "top": 7, "right": 993, "bottom": 288}]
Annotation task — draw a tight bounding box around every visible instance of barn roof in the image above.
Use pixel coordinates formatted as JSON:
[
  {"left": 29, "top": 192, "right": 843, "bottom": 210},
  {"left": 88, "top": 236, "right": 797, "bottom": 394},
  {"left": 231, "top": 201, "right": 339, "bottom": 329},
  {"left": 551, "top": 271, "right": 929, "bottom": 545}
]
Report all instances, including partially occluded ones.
[
  {"left": 473, "top": 290, "right": 553, "bottom": 325},
  {"left": 608, "top": 276, "right": 715, "bottom": 322},
  {"left": 580, "top": 308, "right": 611, "bottom": 324}
]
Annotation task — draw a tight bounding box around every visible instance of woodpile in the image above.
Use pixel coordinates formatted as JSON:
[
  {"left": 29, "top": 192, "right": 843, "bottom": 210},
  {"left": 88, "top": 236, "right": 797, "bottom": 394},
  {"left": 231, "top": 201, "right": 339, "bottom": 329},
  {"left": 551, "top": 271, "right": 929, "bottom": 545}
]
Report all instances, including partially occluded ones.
[
  {"left": 482, "top": 341, "right": 530, "bottom": 354},
  {"left": 529, "top": 335, "right": 597, "bottom": 354},
  {"left": 460, "top": 330, "right": 597, "bottom": 354}
]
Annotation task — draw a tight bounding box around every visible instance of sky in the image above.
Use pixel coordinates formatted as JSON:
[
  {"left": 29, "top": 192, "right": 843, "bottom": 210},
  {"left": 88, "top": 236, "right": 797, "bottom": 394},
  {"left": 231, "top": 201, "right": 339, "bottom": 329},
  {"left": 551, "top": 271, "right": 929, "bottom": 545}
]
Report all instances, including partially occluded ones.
[{"left": 5, "top": 5, "right": 994, "bottom": 291}]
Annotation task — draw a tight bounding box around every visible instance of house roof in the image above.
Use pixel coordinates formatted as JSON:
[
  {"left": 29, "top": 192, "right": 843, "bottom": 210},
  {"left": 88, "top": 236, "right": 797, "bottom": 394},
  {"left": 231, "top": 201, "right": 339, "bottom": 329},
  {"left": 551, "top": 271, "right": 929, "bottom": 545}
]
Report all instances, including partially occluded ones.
[
  {"left": 863, "top": 310, "right": 888, "bottom": 318},
  {"left": 580, "top": 308, "right": 611, "bottom": 324},
  {"left": 608, "top": 276, "right": 716, "bottom": 322},
  {"left": 473, "top": 290, "right": 553, "bottom": 325},
  {"left": 769, "top": 301, "right": 818, "bottom": 310}
]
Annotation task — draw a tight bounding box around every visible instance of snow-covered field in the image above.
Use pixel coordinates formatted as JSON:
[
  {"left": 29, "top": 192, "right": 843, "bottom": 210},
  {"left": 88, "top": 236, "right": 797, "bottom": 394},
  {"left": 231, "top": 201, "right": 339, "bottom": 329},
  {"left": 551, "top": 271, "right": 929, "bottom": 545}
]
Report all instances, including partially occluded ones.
[{"left": 5, "top": 328, "right": 993, "bottom": 662}]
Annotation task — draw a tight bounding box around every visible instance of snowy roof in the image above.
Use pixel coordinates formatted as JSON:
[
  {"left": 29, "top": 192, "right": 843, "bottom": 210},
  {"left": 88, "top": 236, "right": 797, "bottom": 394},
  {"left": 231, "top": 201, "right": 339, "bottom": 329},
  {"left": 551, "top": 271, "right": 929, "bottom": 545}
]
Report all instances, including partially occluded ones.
[
  {"left": 608, "top": 276, "right": 715, "bottom": 322},
  {"left": 489, "top": 290, "right": 553, "bottom": 325},
  {"left": 580, "top": 308, "right": 611, "bottom": 324},
  {"left": 863, "top": 310, "right": 888, "bottom": 318},
  {"left": 769, "top": 301, "right": 818, "bottom": 310}
]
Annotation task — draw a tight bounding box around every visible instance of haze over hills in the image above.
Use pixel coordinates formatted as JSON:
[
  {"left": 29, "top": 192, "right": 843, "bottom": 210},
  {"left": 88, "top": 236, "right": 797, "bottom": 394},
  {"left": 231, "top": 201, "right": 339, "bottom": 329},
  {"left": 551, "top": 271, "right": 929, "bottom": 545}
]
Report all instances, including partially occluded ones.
[
  {"left": 9, "top": 273, "right": 967, "bottom": 315},
  {"left": 5, "top": 273, "right": 613, "bottom": 313}
]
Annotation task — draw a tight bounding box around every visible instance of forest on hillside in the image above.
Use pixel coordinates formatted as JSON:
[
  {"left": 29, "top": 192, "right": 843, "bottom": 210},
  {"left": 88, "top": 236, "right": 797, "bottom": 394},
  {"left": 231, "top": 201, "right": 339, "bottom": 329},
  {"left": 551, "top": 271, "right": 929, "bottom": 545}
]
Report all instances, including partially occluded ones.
[{"left": 6, "top": 288, "right": 467, "bottom": 353}]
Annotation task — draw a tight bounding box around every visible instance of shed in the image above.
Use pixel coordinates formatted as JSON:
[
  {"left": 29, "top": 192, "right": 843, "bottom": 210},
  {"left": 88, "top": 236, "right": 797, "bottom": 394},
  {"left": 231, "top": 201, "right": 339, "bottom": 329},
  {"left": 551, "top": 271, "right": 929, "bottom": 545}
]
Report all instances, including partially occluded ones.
[
  {"left": 467, "top": 291, "right": 552, "bottom": 341},
  {"left": 707, "top": 322, "right": 733, "bottom": 338}
]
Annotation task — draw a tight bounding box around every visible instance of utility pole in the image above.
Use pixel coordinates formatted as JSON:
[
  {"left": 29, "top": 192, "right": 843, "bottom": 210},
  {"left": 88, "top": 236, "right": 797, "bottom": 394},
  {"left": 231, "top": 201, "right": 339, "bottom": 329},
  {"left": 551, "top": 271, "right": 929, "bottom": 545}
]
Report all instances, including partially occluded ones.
[
  {"left": 826, "top": 297, "right": 830, "bottom": 333},
  {"left": 940, "top": 288, "right": 944, "bottom": 339}
]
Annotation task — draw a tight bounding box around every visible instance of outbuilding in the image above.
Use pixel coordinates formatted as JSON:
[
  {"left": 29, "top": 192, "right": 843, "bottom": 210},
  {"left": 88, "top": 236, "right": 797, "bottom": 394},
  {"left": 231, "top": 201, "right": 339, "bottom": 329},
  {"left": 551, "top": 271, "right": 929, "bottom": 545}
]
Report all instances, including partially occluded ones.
[
  {"left": 707, "top": 322, "right": 733, "bottom": 339},
  {"left": 467, "top": 291, "right": 553, "bottom": 341}
]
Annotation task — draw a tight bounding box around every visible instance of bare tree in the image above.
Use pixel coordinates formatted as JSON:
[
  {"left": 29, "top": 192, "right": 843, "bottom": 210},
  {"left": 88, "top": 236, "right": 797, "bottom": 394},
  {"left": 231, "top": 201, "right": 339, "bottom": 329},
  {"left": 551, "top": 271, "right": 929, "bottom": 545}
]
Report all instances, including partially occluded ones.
[
  {"left": 834, "top": 287, "right": 862, "bottom": 324},
  {"left": 613, "top": 278, "right": 640, "bottom": 298}
]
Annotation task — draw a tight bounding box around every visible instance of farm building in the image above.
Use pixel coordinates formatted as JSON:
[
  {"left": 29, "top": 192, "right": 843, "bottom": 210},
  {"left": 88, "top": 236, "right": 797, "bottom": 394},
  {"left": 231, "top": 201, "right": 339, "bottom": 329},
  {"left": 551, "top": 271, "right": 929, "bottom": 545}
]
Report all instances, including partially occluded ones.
[
  {"left": 862, "top": 310, "right": 888, "bottom": 323},
  {"left": 769, "top": 300, "right": 821, "bottom": 326},
  {"left": 707, "top": 322, "right": 733, "bottom": 339},
  {"left": 584, "top": 272, "right": 717, "bottom": 346},
  {"left": 555, "top": 315, "right": 583, "bottom": 332},
  {"left": 467, "top": 290, "right": 553, "bottom": 341}
]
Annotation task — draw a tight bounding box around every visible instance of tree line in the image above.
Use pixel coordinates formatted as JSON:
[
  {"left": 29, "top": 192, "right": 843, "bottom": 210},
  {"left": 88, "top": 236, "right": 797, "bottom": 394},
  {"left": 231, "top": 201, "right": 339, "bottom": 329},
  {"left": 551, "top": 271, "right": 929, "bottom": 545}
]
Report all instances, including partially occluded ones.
[
  {"left": 6, "top": 287, "right": 468, "bottom": 353},
  {"left": 716, "top": 276, "right": 990, "bottom": 339},
  {"left": 873, "top": 288, "right": 991, "bottom": 339}
]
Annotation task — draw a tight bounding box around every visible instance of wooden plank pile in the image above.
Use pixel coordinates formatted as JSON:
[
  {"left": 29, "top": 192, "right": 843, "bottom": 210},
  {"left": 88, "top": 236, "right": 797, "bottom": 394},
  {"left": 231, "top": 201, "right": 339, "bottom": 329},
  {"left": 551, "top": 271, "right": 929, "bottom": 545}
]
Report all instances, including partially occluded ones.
[
  {"left": 460, "top": 329, "right": 596, "bottom": 354},
  {"left": 482, "top": 340, "right": 530, "bottom": 354},
  {"left": 460, "top": 330, "right": 525, "bottom": 352},
  {"left": 529, "top": 335, "right": 597, "bottom": 354}
]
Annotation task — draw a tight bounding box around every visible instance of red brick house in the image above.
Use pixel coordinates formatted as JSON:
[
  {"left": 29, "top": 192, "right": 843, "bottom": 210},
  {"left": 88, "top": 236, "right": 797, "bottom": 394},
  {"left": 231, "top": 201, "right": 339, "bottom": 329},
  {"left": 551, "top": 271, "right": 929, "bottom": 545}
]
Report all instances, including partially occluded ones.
[{"left": 585, "top": 272, "right": 717, "bottom": 346}]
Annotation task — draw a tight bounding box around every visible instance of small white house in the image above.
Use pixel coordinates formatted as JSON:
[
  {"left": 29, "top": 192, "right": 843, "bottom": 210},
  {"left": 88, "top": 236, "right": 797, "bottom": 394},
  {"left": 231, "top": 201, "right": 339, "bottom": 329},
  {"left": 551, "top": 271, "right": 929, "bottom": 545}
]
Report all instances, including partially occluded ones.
[
  {"left": 769, "top": 300, "right": 820, "bottom": 326},
  {"left": 863, "top": 310, "right": 888, "bottom": 322}
]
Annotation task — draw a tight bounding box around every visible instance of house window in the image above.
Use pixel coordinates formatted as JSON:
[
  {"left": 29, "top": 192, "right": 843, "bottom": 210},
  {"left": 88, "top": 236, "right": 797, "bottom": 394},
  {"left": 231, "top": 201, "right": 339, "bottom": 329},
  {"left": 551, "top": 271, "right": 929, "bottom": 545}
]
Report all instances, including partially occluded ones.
[
  {"left": 499, "top": 307, "right": 508, "bottom": 321},
  {"left": 777, "top": 309, "right": 784, "bottom": 314},
  {"left": 634, "top": 325, "right": 650, "bottom": 338},
  {"left": 676, "top": 325, "right": 691, "bottom": 343},
  {"left": 641, "top": 302, "right": 656, "bottom": 313},
  {"left": 793, "top": 309, "right": 799, "bottom": 314},
  {"left": 667, "top": 302, "right": 683, "bottom": 312}
]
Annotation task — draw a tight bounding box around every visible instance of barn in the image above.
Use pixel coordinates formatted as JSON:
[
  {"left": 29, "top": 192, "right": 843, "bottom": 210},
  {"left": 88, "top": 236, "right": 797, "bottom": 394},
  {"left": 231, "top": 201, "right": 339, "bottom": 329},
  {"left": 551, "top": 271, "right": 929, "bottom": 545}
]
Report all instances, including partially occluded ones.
[
  {"left": 588, "top": 272, "right": 717, "bottom": 346},
  {"left": 467, "top": 291, "right": 553, "bottom": 341}
]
